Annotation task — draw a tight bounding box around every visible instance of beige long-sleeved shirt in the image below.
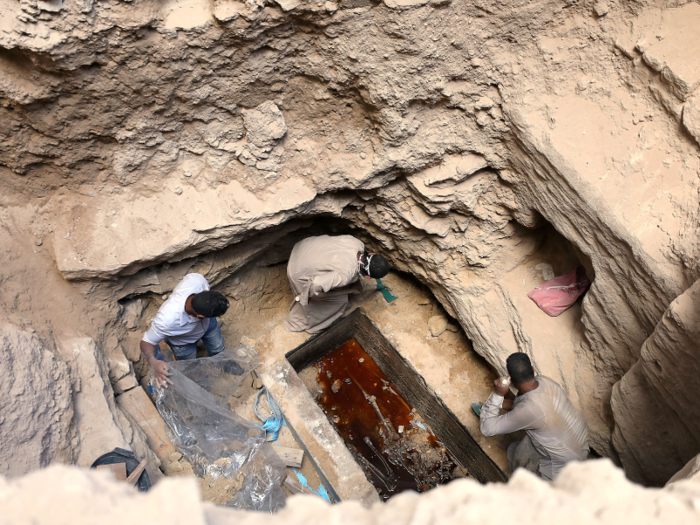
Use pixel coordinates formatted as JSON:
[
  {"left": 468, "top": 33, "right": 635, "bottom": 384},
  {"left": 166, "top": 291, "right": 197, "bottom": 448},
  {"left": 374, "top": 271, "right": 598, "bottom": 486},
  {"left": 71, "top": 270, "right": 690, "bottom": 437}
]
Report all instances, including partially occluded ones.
[
  {"left": 284, "top": 235, "right": 364, "bottom": 334},
  {"left": 480, "top": 376, "right": 589, "bottom": 480}
]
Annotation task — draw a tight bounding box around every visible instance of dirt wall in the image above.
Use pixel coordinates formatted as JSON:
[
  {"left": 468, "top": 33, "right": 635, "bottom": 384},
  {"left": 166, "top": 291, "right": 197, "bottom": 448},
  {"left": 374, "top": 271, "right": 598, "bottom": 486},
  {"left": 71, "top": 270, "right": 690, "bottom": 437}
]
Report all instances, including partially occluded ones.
[{"left": 1, "top": 0, "right": 700, "bottom": 490}]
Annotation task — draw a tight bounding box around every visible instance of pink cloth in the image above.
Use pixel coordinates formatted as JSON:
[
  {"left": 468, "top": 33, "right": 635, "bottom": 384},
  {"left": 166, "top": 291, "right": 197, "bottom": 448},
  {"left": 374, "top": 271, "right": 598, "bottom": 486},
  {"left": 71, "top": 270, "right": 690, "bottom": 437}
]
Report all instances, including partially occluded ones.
[{"left": 527, "top": 266, "right": 590, "bottom": 317}]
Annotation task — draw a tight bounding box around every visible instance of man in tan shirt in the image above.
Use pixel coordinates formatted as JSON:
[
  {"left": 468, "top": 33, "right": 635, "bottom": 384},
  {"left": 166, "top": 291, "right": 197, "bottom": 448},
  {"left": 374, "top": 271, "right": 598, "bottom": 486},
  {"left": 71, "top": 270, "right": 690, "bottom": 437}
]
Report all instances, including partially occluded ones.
[
  {"left": 284, "top": 235, "right": 389, "bottom": 334},
  {"left": 480, "top": 352, "right": 589, "bottom": 480}
]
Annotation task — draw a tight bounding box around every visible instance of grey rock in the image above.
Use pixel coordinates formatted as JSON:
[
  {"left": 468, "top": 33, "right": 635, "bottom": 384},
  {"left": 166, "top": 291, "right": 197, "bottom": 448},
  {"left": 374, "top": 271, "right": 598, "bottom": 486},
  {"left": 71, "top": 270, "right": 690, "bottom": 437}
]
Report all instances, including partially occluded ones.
[{"left": 241, "top": 101, "right": 287, "bottom": 151}]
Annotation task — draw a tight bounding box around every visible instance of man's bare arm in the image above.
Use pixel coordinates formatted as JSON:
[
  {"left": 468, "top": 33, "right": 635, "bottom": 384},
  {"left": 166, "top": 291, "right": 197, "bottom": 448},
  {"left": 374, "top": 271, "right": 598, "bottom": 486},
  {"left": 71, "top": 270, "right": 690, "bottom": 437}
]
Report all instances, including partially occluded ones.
[{"left": 140, "top": 340, "right": 173, "bottom": 388}]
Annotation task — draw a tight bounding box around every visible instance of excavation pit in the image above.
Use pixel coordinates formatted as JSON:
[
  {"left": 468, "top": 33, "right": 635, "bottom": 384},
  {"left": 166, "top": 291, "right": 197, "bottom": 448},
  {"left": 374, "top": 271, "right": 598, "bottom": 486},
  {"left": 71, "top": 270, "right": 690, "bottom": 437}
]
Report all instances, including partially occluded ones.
[{"left": 286, "top": 310, "right": 507, "bottom": 500}]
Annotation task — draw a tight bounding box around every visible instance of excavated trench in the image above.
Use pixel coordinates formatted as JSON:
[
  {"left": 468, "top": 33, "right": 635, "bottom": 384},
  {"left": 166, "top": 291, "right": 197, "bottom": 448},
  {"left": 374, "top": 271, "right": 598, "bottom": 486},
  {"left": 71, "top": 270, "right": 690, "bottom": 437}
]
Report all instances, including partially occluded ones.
[
  {"left": 116, "top": 213, "right": 592, "bottom": 503},
  {"left": 4, "top": 2, "right": 700, "bottom": 517}
]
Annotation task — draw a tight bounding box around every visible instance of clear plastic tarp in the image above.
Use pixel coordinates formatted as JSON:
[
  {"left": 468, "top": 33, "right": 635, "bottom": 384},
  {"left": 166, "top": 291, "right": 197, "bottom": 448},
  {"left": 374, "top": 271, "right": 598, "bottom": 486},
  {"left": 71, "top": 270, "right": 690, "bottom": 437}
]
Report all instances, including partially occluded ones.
[{"left": 154, "top": 347, "right": 286, "bottom": 512}]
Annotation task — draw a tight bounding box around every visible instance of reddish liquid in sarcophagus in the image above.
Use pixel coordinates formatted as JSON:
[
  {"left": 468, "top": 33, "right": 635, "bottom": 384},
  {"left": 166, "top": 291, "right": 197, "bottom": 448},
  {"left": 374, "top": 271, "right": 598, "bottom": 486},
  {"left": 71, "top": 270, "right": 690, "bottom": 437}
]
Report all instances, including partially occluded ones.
[{"left": 310, "top": 339, "right": 466, "bottom": 500}]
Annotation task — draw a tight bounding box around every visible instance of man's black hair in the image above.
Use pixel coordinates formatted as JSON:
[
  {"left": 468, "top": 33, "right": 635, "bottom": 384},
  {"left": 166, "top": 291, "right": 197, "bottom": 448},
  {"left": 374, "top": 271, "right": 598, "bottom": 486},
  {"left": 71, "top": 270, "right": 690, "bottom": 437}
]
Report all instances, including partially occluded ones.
[
  {"left": 369, "top": 254, "right": 390, "bottom": 279},
  {"left": 506, "top": 352, "right": 535, "bottom": 384},
  {"left": 191, "top": 291, "right": 230, "bottom": 318}
]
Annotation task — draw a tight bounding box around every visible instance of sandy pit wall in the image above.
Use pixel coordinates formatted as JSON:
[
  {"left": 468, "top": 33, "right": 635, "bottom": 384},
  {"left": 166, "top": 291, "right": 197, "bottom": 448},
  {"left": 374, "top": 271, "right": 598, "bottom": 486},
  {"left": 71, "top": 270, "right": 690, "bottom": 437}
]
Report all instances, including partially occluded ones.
[{"left": 1, "top": 0, "right": 700, "bottom": 491}]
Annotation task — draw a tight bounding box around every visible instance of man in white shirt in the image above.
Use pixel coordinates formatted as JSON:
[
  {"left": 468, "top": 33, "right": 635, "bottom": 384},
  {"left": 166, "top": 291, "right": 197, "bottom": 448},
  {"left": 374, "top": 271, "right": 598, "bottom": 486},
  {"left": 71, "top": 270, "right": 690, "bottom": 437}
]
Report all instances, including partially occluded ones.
[
  {"left": 480, "top": 352, "right": 589, "bottom": 480},
  {"left": 140, "top": 273, "right": 230, "bottom": 388}
]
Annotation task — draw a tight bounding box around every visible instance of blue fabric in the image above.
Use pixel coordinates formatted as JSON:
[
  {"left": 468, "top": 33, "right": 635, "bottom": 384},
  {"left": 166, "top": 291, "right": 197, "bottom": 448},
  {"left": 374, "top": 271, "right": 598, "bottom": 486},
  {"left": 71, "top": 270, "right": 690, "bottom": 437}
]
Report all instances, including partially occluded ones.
[
  {"left": 254, "top": 388, "right": 283, "bottom": 441},
  {"left": 165, "top": 317, "right": 226, "bottom": 360}
]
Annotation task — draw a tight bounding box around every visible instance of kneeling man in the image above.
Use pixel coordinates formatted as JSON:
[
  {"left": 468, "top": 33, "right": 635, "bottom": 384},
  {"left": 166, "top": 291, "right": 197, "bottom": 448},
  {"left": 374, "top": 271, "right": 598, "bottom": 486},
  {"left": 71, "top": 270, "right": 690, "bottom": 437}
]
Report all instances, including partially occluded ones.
[
  {"left": 480, "top": 352, "right": 589, "bottom": 480},
  {"left": 140, "top": 273, "right": 230, "bottom": 388},
  {"left": 284, "top": 235, "right": 389, "bottom": 334}
]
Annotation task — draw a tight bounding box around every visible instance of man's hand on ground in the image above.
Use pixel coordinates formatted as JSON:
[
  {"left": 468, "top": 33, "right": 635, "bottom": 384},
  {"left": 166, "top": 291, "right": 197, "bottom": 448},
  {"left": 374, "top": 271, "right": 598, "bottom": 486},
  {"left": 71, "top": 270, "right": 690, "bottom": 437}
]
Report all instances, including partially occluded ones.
[
  {"left": 151, "top": 359, "right": 173, "bottom": 389},
  {"left": 353, "top": 280, "right": 365, "bottom": 293},
  {"left": 494, "top": 376, "right": 511, "bottom": 397}
]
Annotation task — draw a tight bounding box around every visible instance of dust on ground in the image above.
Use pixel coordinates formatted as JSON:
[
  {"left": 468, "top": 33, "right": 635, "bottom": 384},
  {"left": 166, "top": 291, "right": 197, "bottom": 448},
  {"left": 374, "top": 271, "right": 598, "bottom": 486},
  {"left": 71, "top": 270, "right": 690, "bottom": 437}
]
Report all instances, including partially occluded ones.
[
  {"left": 215, "top": 263, "right": 511, "bottom": 473},
  {"left": 159, "top": 259, "right": 512, "bottom": 504}
]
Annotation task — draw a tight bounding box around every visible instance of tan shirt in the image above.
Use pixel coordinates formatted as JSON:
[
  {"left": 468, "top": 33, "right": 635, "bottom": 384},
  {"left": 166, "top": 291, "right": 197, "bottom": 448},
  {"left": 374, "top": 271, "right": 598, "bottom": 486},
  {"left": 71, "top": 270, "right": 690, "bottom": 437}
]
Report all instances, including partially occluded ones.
[
  {"left": 480, "top": 376, "right": 589, "bottom": 480},
  {"left": 284, "top": 235, "right": 364, "bottom": 334}
]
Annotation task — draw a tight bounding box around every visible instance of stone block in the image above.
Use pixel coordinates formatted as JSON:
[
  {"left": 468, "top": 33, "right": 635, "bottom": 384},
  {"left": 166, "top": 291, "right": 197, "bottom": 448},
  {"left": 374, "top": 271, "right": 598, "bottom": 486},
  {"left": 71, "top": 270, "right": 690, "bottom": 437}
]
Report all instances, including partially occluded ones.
[
  {"left": 682, "top": 95, "right": 700, "bottom": 146},
  {"left": 113, "top": 373, "right": 139, "bottom": 395},
  {"left": 637, "top": 3, "right": 700, "bottom": 100},
  {"left": 428, "top": 315, "right": 448, "bottom": 337},
  {"left": 241, "top": 101, "right": 287, "bottom": 151},
  {"left": 0, "top": 325, "right": 74, "bottom": 476}
]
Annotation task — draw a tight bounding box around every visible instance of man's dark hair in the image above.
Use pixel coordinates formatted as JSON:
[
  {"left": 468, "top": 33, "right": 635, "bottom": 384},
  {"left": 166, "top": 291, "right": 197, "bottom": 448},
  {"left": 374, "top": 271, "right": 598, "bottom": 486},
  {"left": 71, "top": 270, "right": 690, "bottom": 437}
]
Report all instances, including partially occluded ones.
[
  {"left": 191, "top": 291, "right": 229, "bottom": 317},
  {"left": 506, "top": 352, "right": 535, "bottom": 384},
  {"left": 369, "top": 254, "right": 390, "bottom": 279}
]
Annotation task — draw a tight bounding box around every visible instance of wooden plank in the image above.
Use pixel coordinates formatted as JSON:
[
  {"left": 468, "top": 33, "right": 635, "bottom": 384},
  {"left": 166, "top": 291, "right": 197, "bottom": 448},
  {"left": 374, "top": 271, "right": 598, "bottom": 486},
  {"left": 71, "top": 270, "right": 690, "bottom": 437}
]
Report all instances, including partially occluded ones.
[
  {"left": 126, "top": 459, "right": 148, "bottom": 486},
  {"left": 275, "top": 446, "right": 304, "bottom": 468},
  {"left": 116, "top": 387, "right": 177, "bottom": 463},
  {"left": 96, "top": 463, "right": 127, "bottom": 481},
  {"left": 283, "top": 475, "right": 317, "bottom": 496}
]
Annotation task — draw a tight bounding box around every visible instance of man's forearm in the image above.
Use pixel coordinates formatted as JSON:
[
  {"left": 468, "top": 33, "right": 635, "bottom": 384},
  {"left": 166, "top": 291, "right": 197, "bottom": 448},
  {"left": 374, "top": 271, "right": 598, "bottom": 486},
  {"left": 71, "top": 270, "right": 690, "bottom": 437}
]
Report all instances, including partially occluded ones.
[
  {"left": 140, "top": 340, "right": 158, "bottom": 363},
  {"left": 480, "top": 392, "right": 507, "bottom": 436},
  {"left": 480, "top": 393, "right": 540, "bottom": 437},
  {"left": 141, "top": 339, "right": 172, "bottom": 388}
]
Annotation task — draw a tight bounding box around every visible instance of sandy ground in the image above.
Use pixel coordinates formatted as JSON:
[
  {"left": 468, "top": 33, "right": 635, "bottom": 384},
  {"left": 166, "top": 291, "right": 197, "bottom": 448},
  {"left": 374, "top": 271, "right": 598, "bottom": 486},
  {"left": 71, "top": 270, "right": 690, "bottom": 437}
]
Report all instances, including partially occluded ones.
[
  {"left": 158, "top": 261, "right": 511, "bottom": 506},
  {"left": 215, "top": 264, "right": 510, "bottom": 474}
]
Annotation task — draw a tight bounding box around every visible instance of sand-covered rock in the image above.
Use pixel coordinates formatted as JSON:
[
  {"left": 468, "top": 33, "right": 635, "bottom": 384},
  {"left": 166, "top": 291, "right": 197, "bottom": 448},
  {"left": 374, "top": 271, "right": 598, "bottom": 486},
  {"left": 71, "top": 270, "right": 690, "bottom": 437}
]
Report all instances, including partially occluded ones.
[
  {"left": 0, "top": 325, "right": 74, "bottom": 477},
  {"left": 1, "top": 0, "right": 700, "bottom": 495},
  {"left": 428, "top": 315, "right": 448, "bottom": 337},
  {"left": 4, "top": 461, "right": 700, "bottom": 524}
]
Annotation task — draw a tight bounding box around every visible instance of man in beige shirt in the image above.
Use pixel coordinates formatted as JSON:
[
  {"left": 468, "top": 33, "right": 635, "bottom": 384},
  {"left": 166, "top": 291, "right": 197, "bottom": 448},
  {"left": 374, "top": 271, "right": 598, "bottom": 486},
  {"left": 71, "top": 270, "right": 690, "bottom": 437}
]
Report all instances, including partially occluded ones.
[
  {"left": 480, "top": 352, "right": 589, "bottom": 480},
  {"left": 284, "top": 235, "right": 389, "bottom": 334}
]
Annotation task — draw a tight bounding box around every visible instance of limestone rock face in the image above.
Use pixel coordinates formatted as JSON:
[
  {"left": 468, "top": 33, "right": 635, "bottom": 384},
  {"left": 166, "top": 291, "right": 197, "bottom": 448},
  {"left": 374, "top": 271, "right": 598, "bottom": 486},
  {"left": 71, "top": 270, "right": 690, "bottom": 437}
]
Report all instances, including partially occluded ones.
[
  {"left": 668, "top": 453, "right": 700, "bottom": 485},
  {"left": 4, "top": 461, "right": 700, "bottom": 524},
  {"left": 612, "top": 280, "right": 700, "bottom": 485},
  {"left": 241, "top": 101, "right": 287, "bottom": 150},
  {"left": 0, "top": 325, "right": 74, "bottom": 477},
  {"left": 683, "top": 96, "right": 700, "bottom": 147},
  {"left": 1, "top": 0, "right": 700, "bottom": 492},
  {"left": 54, "top": 337, "right": 161, "bottom": 478},
  {"left": 633, "top": 3, "right": 700, "bottom": 101}
]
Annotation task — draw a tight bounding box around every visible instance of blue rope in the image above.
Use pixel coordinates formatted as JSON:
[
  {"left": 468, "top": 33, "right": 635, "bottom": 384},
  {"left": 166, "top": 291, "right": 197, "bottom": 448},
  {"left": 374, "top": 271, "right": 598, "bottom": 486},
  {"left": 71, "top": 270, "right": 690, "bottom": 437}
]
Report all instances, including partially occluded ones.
[{"left": 254, "top": 387, "right": 283, "bottom": 441}]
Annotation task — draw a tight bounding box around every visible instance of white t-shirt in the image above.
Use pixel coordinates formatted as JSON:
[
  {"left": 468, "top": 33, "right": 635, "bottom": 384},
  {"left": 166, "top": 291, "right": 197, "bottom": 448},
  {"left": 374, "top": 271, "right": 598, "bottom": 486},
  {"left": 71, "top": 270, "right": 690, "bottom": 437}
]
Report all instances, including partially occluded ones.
[{"left": 142, "top": 273, "right": 211, "bottom": 346}]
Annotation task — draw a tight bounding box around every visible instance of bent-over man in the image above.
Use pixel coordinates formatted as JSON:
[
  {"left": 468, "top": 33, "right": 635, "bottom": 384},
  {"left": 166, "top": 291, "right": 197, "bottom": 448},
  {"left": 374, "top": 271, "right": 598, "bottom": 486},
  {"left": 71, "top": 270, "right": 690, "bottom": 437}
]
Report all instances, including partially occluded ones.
[
  {"left": 480, "top": 352, "right": 589, "bottom": 480},
  {"left": 284, "top": 235, "right": 389, "bottom": 334},
  {"left": 140, "top": 273, "right": 230, "bottom": 388}
]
